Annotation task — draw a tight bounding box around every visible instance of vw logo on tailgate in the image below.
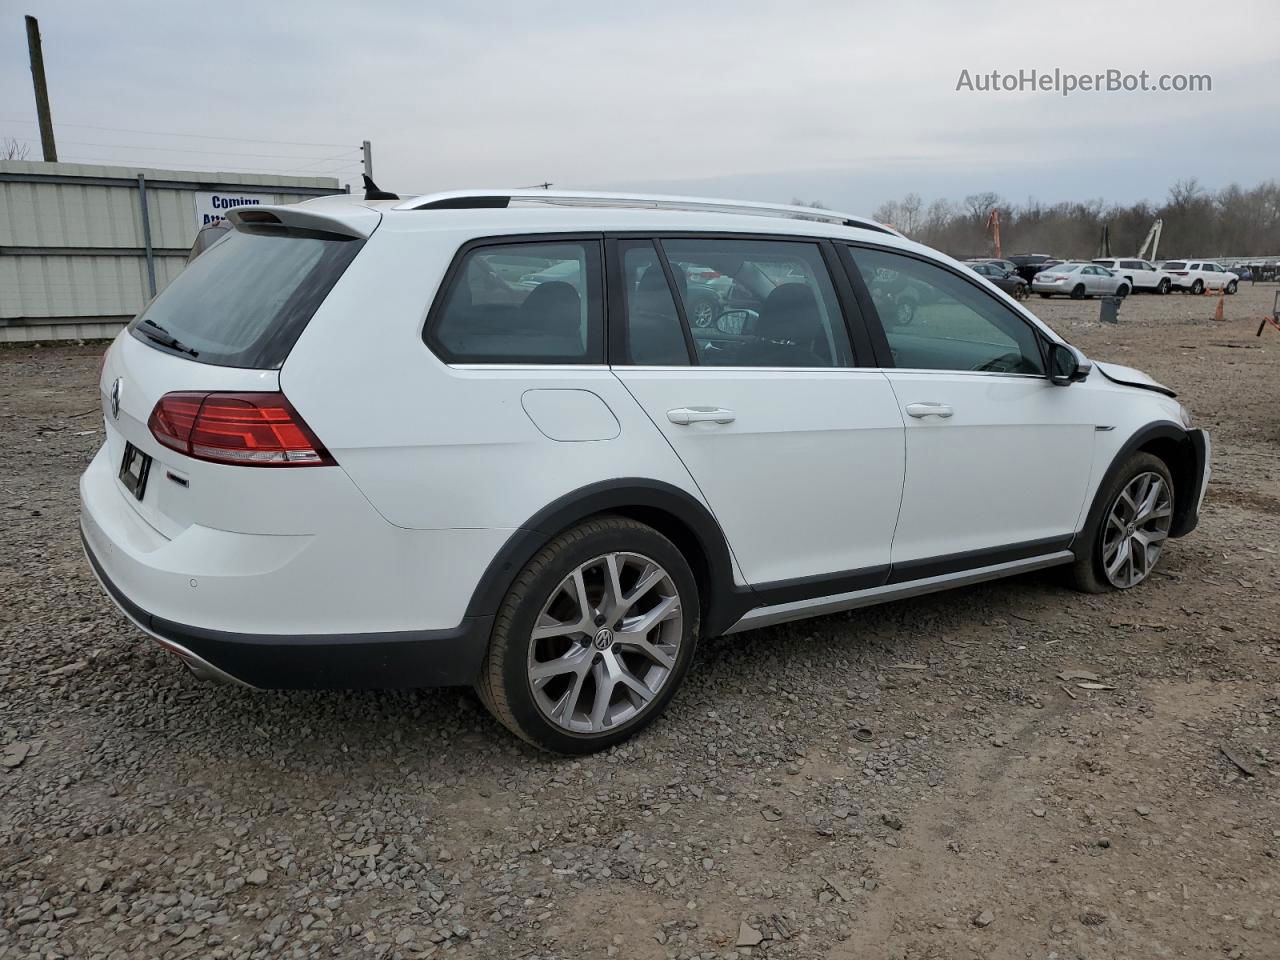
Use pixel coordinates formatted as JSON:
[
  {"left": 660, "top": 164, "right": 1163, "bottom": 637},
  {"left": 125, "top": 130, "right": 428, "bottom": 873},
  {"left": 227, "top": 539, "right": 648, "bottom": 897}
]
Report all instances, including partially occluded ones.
[{"left": 109, "top": 377, "right": 123, "bottom": 420}]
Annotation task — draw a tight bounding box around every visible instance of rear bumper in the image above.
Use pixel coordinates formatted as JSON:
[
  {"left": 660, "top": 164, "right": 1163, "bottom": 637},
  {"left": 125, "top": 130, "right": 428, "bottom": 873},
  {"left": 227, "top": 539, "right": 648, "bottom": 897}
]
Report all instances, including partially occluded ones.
[{"left": 82, "top": 525, "right": 491, "bottom": 688}]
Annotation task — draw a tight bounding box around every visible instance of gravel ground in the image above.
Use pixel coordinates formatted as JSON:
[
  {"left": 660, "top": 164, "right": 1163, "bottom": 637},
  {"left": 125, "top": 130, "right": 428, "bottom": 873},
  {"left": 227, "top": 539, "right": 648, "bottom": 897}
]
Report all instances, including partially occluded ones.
[{"left": 2, "top": 284, "right": 1278, "bottom": 960}]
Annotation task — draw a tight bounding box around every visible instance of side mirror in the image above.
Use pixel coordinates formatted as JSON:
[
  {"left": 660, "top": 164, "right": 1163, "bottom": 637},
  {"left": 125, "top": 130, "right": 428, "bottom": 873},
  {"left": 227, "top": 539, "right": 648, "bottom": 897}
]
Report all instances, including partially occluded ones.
[
  {"left": 1049, "top": 343, "right": 1091, "bottom": 386},
  {"left": 716, "top": 310, "right": 751, "bottom": 336}
]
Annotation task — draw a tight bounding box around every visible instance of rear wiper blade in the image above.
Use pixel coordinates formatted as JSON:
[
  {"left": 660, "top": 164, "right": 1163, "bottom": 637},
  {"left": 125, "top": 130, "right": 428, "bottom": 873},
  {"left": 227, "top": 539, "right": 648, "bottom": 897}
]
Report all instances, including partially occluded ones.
[{"left": 139, "top": 318, "right": 199, "bottom": 357}]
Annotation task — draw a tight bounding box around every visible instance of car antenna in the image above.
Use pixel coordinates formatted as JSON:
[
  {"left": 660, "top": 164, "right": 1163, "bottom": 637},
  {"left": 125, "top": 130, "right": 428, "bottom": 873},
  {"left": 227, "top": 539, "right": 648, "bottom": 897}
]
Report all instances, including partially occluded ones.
[{"left": 362, "top": 175, "right": 399, "bottom": 201}]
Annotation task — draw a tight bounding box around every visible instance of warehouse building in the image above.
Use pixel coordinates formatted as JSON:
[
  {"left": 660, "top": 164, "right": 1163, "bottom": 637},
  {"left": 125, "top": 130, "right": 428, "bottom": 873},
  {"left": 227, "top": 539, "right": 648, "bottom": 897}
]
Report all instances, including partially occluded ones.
[{"left": 0, "top": 160, "right": 343, "bottom": 343}]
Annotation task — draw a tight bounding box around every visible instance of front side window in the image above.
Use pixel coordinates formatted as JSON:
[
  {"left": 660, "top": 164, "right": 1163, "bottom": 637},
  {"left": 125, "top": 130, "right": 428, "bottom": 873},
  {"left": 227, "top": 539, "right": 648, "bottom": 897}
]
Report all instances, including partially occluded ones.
[
  {"left": 658, "top": 238, "right": 853, "bottom": 368},
  {"left": 849, "top": 246, "right": 1045, "bottom": 375},
  {"left": 429, "top": 240, "right": 603, "bottom": 363}
]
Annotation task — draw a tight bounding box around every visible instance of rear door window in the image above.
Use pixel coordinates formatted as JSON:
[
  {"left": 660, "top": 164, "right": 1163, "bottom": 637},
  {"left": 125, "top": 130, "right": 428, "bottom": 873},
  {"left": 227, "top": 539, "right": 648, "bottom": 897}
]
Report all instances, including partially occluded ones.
[
  {"left": 657, "top": 238, "right": 853, "bottom": 368},
  {"left": 617, "top": 241, "right": 692, "bottom": 365},
  {"left": 129, "top": 225, "right": 364, "bottom": 369},
  {"left": 428, "top": 240, "right": 604, "bottom": 363}
]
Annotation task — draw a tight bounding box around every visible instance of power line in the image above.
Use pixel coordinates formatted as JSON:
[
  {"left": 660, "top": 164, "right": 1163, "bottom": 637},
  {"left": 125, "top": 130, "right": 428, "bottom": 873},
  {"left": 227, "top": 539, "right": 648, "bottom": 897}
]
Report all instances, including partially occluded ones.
[
  {"left": 0, "top": 114, "right": 351, "bottom": 148},
  {"left": 55, "top": 154, "right": 347, "bottom": 178},
  {"left": 0, "top": 134, "right": 355, "bottom": 163}
]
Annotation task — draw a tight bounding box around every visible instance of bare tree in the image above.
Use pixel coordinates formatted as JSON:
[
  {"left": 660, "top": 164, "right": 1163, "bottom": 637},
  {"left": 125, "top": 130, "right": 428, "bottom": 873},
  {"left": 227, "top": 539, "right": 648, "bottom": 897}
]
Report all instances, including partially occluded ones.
[
  {"left": 963, "top": 192, "right": 1001, "bottom": 223},
  {"left": 869, "top": 178, "right": 1280, "bottom": 259},
  {"left": 897, "top": 193, "right": 923, "bottom": 236},
  {"left": 2, "top": 137, "right": 31, "bottom": 160}
]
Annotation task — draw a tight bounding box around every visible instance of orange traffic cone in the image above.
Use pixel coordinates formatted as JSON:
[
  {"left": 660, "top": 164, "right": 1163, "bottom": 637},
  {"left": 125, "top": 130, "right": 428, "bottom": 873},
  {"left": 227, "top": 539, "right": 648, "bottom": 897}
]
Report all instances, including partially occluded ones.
[{"left": 1213, "top": 293, "right": 1225, "bottom": 322}]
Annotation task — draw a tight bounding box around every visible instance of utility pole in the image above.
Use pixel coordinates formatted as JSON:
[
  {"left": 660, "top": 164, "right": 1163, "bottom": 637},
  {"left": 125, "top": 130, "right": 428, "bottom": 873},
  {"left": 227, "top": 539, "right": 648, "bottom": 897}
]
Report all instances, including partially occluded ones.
[
  {"left": 362, "top": 140, "right": 372, "bottom": 181},
  {"left": 24, "top": 15, "right": 57, "bottom": 162}
]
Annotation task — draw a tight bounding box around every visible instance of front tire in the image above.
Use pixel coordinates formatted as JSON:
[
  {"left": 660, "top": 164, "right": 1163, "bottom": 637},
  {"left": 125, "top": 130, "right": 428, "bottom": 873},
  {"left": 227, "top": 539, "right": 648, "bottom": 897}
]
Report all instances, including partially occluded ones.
[
  {"left": 1070, "top": 453, "right": 1175, "bottom": 593},
  {"left": 1158, "top": 278, "right": 1171, "bottom": 294},
  {"left": 1226, "top": 280, "right": 1238, "bottom": 295},
  {"left": 475, "top": 517, "right": 699, "bottom": 753},
  {"left": 1190, "top": 279, "right": 1204, "bottom": 295},
  {"left": 1116, "top": 284, "right": 1130, "bottom": 298},
  {"left": 1070, "top": 284, "right": 1087, "bottom": 300}
]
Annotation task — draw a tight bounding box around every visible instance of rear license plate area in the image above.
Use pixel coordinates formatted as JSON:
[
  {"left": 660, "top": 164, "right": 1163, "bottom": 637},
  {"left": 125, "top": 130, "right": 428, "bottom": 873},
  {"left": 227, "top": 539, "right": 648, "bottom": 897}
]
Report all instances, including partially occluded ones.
[{"left": 119, "top": 442, "right": 152, "bottom": 501}]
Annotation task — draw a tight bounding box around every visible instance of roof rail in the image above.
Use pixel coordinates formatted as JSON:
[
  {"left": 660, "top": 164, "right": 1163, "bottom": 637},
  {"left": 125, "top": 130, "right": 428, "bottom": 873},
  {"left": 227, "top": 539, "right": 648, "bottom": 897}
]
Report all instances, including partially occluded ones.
[{"left": 393, "top": 189, "right": 900, "bottom": 236}]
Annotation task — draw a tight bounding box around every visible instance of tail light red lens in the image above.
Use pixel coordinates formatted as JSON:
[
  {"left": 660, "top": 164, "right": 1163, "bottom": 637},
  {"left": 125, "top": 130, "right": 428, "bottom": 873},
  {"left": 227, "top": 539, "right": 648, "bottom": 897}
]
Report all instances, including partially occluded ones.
[{"left": 147, "top": 392, "right": 335, "bottom": 467}]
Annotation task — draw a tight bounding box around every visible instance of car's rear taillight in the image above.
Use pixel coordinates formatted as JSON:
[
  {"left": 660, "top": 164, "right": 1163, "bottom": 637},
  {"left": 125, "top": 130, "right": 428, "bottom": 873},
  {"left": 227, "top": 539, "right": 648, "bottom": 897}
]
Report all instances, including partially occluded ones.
[
  {"left": 1171, "top": 270, "right": 1187, "bottom": 275},
  {"left": 148, "top": 392, "right": 335, "bottom": 467}
]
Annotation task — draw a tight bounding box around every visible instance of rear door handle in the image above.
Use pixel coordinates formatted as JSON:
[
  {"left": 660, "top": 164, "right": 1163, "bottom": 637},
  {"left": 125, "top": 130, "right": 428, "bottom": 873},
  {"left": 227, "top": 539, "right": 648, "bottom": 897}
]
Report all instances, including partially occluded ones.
[
  {"left": 905, "top": 402, "right": 954, "bottom": 419},
  {"left": 667, "top": 406, "right": 736, "bottom": 425}
]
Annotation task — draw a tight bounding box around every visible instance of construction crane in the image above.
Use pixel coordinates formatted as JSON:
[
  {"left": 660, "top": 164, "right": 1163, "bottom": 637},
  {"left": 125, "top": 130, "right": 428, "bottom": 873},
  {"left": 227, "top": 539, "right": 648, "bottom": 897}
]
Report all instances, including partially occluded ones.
[
  {"left": 1137, "top": 219, "right": 1164, "bottom": 262},
  {"left": 985, "top": 209, "right": 1002, "bottom": 259}
]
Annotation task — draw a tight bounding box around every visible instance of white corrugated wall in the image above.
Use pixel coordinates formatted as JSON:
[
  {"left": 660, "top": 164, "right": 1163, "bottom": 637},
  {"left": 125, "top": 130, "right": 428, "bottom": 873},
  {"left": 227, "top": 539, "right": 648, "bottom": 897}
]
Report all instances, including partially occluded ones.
[{"left": 0, "top": 161, "right": 343, "bottom": 342}]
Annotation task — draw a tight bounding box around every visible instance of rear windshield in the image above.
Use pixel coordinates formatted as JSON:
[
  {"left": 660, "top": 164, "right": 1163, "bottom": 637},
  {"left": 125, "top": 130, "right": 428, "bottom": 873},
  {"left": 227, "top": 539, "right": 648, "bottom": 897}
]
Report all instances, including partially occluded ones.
[
  {"left": 129, "top": 225, "right": 364, "bottom": 368},
  {"left": 1163, "top": 261, "right": 1186, "bottom": 269}
]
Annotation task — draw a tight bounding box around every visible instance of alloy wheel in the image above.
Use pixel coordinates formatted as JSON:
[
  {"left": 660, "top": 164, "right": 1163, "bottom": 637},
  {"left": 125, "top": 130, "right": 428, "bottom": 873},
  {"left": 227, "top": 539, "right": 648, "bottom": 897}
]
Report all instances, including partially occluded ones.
[
  {"left": 1101, "top": 472, "right": 1173, "bottom": 588},
  {"left": 526, "top": 552, "right": 683, "bottom": 733}
]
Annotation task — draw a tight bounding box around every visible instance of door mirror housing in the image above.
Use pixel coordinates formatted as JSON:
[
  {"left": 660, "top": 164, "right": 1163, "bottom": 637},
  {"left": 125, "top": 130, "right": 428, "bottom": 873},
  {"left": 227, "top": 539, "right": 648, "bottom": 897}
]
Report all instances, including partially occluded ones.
[
  {"left": 716, "top": 310, "right": 752, "bottom": 336},
  {"left": 1048, "top": 342, "right": 1091, "bottom": 386}
]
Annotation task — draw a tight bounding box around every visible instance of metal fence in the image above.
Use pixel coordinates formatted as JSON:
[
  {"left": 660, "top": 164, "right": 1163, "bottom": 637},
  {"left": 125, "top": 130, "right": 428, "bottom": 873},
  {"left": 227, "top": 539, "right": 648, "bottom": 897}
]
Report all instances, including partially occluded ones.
[{"left": 0, "top": 160, "right": 344, "bottom": 343}]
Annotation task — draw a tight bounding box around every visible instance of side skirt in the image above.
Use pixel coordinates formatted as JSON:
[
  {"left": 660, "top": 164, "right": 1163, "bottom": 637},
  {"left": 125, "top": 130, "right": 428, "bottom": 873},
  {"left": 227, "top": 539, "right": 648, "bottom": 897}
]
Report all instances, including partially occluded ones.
[{"left": 723, "top": 551, "right": 1074, "bottom": 634}]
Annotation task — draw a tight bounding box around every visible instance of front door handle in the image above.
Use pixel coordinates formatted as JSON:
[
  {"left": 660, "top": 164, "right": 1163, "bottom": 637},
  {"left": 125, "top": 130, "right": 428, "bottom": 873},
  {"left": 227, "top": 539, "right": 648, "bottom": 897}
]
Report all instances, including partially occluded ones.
[
  {"left": 667, "top": 406, "right": 736, "bottom": 425},
  {"left": 905, "top": 402, "right": 954, "bottom": 419}
]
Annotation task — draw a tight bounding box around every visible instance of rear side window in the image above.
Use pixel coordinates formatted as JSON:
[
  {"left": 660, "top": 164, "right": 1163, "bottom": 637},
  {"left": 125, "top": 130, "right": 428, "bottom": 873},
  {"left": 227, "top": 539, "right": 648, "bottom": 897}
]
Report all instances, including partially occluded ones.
[
  {"left": 130, "top": 226, "right": 363, "bottom": 369},
  {"left": 428, "top": 240, "right": 604, "bottom": 363}
]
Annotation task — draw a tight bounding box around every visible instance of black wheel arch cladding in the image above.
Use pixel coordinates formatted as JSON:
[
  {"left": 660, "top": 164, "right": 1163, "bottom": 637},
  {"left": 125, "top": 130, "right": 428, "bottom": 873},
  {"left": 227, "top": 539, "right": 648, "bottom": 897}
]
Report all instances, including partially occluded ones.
[
  {"left": 1076, "top": 421, "right": 1203, "bottom": 552},
  {"left": 463, "top": 479, "right": 749, "bottom": 637}
]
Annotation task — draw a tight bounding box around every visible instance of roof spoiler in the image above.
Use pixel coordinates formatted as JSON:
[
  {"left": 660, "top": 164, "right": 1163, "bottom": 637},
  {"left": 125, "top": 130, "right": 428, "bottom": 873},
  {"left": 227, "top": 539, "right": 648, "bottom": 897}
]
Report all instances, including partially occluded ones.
[{"left": 225, "top": 202, "right": 380, "bottom": 239}]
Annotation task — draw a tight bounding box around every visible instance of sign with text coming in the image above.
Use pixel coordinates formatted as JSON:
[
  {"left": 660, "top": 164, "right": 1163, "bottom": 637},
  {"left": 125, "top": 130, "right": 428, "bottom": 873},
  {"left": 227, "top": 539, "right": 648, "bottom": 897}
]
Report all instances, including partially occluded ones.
[{"left": 193, "top": 191, "right": 273, "bottom": 228}]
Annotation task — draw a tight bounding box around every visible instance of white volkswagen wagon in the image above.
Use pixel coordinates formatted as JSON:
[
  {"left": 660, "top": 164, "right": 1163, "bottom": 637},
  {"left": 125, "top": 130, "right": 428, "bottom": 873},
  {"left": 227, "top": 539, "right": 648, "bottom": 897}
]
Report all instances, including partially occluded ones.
[{"left": 81, "top": 188, "right": 1210, "bottom": 753}]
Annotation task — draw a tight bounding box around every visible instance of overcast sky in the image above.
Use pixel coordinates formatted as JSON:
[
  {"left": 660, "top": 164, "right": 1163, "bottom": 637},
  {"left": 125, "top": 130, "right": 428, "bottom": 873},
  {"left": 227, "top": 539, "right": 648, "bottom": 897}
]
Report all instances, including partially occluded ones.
[{"left": 2, "top": 0, "right": 1276, "bottom": 213}]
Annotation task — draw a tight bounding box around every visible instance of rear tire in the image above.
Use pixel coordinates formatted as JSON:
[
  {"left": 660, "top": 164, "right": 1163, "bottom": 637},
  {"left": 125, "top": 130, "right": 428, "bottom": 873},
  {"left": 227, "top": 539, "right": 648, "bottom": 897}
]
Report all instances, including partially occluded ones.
[
  {"left": 1039, "top": 293, "right": 1052, "bottom": 299},
  {"left": 1070, "top": 452, "right": 1175, "bottom": 594},
  {"left": 475, "top": 516, "right": 699, "bottom": 754}
]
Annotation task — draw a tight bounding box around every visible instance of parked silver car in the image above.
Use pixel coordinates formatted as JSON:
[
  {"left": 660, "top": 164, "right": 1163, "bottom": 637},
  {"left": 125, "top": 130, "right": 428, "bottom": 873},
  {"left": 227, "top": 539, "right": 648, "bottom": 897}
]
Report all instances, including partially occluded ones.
[{"left": 1033, "top": 262, "right": 1130, "bottom": 299}]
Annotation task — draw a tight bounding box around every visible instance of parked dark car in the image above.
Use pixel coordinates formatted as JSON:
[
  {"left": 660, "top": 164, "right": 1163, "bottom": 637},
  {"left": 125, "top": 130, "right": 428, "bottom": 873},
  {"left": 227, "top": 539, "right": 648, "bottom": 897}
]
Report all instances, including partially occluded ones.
[
  {"left": 969, "top": 260, "right": 1029, "bottom": 299},
  {"left": 1008, "top": 254, "right": 1059, "bottom": 284}
]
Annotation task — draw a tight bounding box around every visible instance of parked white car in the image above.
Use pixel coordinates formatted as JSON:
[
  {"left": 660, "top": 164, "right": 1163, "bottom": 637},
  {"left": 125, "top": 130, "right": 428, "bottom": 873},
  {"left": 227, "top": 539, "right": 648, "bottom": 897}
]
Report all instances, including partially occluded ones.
[
  {"left": 81, "top": 189, "right": 1210, "bottom": 753},
  {"left": 1160, "top": 260, "right": 1239, "bottom": 294},
  {"left": 1092, "top": 258, "right": 1172, "bottom": 294},
  {"left": 1032, "top": 261, "right": 1131, "bottom": 299}
]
